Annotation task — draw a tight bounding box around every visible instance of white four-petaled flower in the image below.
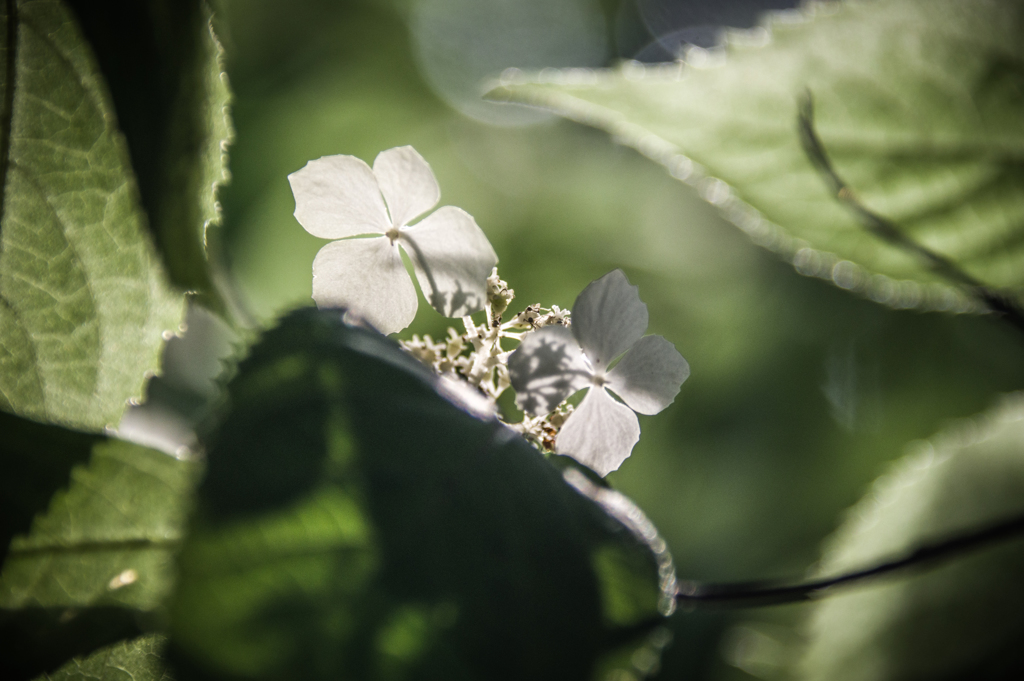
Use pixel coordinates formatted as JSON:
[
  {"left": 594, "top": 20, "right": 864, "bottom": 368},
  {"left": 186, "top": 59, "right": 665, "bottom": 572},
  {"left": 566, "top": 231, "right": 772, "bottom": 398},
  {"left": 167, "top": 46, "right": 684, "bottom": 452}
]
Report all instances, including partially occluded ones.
[
  {"left": 508, "top": 270, "right": 689, "bottom": 476},
  {"left": 289, "top": 146, "right": 498, "bottom": 334}
]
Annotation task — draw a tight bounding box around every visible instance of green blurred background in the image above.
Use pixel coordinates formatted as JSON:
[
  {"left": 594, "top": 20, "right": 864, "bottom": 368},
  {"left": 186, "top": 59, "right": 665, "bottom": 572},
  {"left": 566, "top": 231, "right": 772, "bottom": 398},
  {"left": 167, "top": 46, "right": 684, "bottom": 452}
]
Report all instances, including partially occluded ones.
[{"left": 210, "top": 0, "right": 1024, "bottom": 677}]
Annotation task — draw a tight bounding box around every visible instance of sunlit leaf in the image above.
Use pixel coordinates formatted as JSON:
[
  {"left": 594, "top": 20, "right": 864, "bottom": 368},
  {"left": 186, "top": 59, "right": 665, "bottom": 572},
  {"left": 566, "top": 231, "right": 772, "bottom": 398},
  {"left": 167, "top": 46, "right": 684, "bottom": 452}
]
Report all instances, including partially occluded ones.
[
  {"left": 34, "top": 634, "right": 171, "bottom": 681},
  {"left": 0, "top": 436, "right": 195, "bottom": 679},
  {"left": 0, "top": 410, "right": 99, "bottom": 567},
  {"left": 1, "top": 439, "right": 195, "bottom": 610},
  {"left": 798, "top": 396, "right": 1024, "bottom": 680},
  {"left": 169, "top": 308, "right": 671, "bottom": 681},
  {"left": 490, "top": 0, "right": 1024, "bottom": 311},
  {"left": 0, "top": 0, "right": 185, "bottom": 430}
]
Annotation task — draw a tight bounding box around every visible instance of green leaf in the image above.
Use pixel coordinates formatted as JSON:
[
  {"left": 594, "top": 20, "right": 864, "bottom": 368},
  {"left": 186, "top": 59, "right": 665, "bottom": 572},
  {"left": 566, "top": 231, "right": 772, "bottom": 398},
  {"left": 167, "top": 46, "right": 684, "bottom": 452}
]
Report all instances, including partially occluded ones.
[
  {"left": 34, "top": 634, "right": 172, "bottom": 681},
  {"left": 0, "top": 410, "right": 99, "bottom": 567},
  {"left": 797, "top": 396, "right": 1024, "bottom": 680},
  {"left": 0, "top": 0, "right": 186, "bottom": 430},
  {"left": 3, "top": 608, "right": 149, "bottom": 681},
  {"left": 63, "top": 0, "right": 235, "bottom": 315},
  {"left": 169, "top": 309, "right": 670, "bottom": 681},
  {"left": 1, "top": 439, "right": 195, "bottom": 610},
  {"left": 490, "top": 0, "right": 1024, "bottom": 311},
  {"left": 1, "top": 412, "right": 138, "bottom": 679},
  {"left": 1, "top": 437, "right": 195, "bottom": 679},
  {"left": 149, "top": 0, "right": 234, "bottom": 312}
]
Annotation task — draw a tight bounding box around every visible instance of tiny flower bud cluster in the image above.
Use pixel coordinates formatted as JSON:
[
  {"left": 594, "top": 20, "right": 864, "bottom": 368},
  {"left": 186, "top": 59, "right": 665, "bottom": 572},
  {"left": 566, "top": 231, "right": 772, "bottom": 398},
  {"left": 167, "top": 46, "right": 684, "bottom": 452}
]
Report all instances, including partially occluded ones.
[
  {"left": 401, "top": 267, "right": 574, "bottom": 451},
  {"left": 512, "top": 403, "right": 575, "bottom": 452}
]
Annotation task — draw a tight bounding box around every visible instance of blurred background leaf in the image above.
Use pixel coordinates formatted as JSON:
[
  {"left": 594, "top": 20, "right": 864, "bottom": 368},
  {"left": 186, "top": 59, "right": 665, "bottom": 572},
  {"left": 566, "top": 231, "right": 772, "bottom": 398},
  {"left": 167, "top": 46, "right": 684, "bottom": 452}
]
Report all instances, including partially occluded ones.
[
  {"left": 0, "top": 0, "right": 185, "bottom": 431},
  {"left": 212, "top": 1, "right": 1024, "bottom": 677},
  {"left": 491, "top": 0, "right": 1024, "bottom": 312},
  {"left": 169, "top": 309, "right": 668, "bottom": 681},
  {"left": 796, "top": 395, "right": 1024, "bottom": 680}
]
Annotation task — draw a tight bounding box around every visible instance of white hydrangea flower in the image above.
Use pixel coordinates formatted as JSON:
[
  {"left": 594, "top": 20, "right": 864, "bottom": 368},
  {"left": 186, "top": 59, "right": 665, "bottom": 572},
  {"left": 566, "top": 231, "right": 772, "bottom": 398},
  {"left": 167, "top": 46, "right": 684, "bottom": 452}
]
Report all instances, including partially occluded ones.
[
  {"left": 288, "top": 146, "right": 498, "bottom": 334},
  {"left": 508, "top": 270, "right": 689, "bottom": 476}
]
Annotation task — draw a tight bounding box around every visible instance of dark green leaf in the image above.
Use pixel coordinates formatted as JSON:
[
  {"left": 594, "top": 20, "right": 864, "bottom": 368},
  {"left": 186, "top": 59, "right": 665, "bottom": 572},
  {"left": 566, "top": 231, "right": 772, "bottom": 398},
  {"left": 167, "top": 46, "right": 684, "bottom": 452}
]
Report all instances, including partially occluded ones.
[
  {"left": 0, "top": 0, "right": 185, "bottom": 430},
  {"left": 169, "top": 308, "right": 670, "bottom": 681},
  {"left": 490, "top": 0, "right": 1024, "bottom": 311},
  {"left": 798, "top": 396, "right": 1024, "bottom": 680},
  {"left": 63, "top": 0, "right": 235, "bottom": 315}
]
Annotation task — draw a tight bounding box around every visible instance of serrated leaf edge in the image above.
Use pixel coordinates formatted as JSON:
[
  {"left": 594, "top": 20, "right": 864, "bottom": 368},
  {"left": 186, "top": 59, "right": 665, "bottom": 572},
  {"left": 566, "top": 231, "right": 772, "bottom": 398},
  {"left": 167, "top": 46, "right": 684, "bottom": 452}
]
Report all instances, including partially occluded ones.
[
  {"left": 200, "top": 1, "right": 234, "bottom": 250},
  {"left": 0, "top": 0, "right": 187, "bottom": 431},
  {"left": 488, "top": 2, "right": 983, "bottom": 315}
]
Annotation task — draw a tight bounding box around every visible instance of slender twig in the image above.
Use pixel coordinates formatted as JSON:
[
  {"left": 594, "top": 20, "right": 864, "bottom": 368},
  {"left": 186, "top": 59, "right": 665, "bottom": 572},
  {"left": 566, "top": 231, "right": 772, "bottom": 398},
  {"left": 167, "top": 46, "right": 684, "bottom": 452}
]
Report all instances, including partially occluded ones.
[
  {"left": 798, "top": 91, "right": 1024, "bottom": 338},
  {"left": 674, "top": 509, "right": 1024, "bottom": 608}
]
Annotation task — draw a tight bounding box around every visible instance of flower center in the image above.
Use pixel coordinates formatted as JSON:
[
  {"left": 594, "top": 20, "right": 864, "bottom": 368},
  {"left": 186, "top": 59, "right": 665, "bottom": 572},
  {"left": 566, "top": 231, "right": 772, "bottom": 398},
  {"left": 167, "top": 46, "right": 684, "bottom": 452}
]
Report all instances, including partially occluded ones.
[
  {"left": 590, "top": 372, "right": 607, "bottom": 387},
  {"left": 385, "top": 226, "right": 401, "bottom": 244}
]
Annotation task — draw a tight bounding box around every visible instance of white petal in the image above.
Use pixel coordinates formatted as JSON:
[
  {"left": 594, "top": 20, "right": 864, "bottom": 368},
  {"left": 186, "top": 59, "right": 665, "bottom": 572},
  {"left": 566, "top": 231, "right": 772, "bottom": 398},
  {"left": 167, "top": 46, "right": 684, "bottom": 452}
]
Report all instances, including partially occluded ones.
[
  {"left": 373, "top": 146, "right": 440, "bottom": 228},
  {"left": 606, "top": 335, "right": 689, "bottom": 415},
  {"left": 571, "top": 270, "right": 648, "bottom": 371},
  {"left": 507, "top": 326, "right": 590, "bottom": 416},
  {"left": 556, "top": 387, "right": 640, "bottom": 477},
  {"left": 311, "top": 238, "right": 417, "bottom": 334},
  {"left": 289, "top": 155, "right": 391, "bottom": 239},
  {"left": 401, "top": 206, "right": 498, "bottom": 318}
]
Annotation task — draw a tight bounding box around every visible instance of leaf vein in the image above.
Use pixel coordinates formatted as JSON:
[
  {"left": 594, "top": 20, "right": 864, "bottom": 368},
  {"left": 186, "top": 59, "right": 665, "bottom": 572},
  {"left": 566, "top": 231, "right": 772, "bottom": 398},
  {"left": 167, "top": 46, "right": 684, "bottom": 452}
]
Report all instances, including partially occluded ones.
[{"left": 8, "top": 159, "right": 100, "bottom": 395}]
